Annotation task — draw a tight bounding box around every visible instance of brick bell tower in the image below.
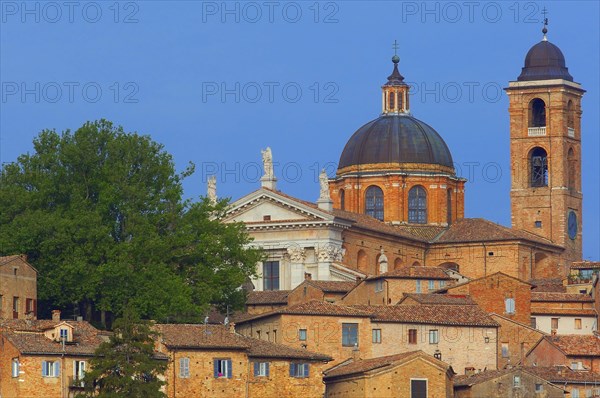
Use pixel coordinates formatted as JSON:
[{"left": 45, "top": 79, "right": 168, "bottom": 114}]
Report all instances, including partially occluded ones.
[{"left": 505, "top": 21, "right": 585, "bottom": 268}]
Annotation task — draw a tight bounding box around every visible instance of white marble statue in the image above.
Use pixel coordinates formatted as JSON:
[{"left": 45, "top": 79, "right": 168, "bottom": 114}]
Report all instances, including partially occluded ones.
[
  {"left": 207, "top": 175, "right": 217, "bottom": 204},
  {"left": 319, "top": 169, "right": 330, "bottom": 200},
  {"left": 378, "top": 248, "right": 389, "bottom": 274},
  {"left": 261, "top": 147, "right": 274, "bottom": 179}
]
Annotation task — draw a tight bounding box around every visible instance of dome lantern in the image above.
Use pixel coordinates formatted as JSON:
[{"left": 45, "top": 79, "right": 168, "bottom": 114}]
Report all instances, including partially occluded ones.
[{"left": 382, "top": 40, "right": 410, "bottom": 115}]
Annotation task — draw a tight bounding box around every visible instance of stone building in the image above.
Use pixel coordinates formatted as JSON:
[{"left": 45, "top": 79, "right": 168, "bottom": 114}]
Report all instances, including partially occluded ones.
[
  {"left": 530, "top": 292, "right": 597, "bottom": 334},
  {"left": 524, "top": 334, "right": 600, "bottom": 372},
  {"left": 153, "top": 324, "right": 332, "bottom": 398},
  {"left": 323, "top": 351, "right": 454, "bottom": 398},
  {"left": 287, "top": 276, "right": 357, "bottom": 306},
  {"left": 453, "top": 367, "right": 566, "bottom": 398},
  {"left": 246, "top": 290, "right": 290, "bottom": 315},
  {"left": 222, "top": 24, "right": 587, "bottom": 293},
  {"left": 0, "top": 312, "right": 108, "bottom": 398},
  {"left": 490, "top": 314, "right": 546, "bottom": 370},
  {"left": 525, "top": 365, "right": 600, "bottom": 398},
  {"left": 0, "top": 255, "right": 37, "bottom": 320}
]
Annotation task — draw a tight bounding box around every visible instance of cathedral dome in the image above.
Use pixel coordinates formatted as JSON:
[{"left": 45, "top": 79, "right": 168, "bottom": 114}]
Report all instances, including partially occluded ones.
[
  {"left": 517, "top": 39, "right": 573, "bottom": 82},
  {"left": 337, "top": 114, "right": 454, "bottom": 172}
]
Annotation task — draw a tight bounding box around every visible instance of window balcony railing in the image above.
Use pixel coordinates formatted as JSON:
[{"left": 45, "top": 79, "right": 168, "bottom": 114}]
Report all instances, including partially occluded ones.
[
  {"left": 68, "top": 376, "right": 85, "bottom": 389},
  {"left": 568, "top": 127, "right": 575, "bottom": 138},
  {"left": 528, "top": 127, "right": 547, "bottom": 137}
]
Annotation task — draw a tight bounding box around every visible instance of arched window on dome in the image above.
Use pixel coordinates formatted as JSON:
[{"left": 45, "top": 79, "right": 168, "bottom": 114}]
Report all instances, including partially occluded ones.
[
  {"left": 339, "top": 189, "right": 345, "bottom": 210},
  {"left": 529, "top": 98, "right": 546, "bottom": 127},
  {"left": 530, "top": 147, "right": 548, "bottom": 187},
  {"left": 365, "top": 186, "right": 384, "bottom": 221},
  {"left": 408, "top": 186, "right": 427, "bottom": 224}
]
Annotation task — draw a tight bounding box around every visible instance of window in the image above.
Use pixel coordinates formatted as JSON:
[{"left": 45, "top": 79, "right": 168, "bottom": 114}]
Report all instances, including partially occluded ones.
[
  {"left": 513, "top": 375, "right": 521, "bottom": 388},
  {"left": 586, "top": 389, "right": 593, "bottom": 398},
  {"left": 428, "top": 280, "right": 435, "bottom": 291},
  {"left": 408, "top": 186, "right": 427, "bottom": 224},
  {"left": 408, "top": 329, "right": 417, "bottom": 344},
  {"left": 534, "top": 221, "right": 542, "bottom": 228},
  {"left": 530, "top": 317, "right": 537, "bottom": 329},
  {"left": 263, "top": 261, "right": 279, "bottom": 291},
  {"left": 254, "top": 362, "right": 269, "bottom": 377},
  {"left": 575, "top": 318, "right": 582, "bottom": 329},
  {"left": 73, "top": 360, "right": 86, "bottom": 387},
  {"left": 213, "top": 359, "right": 232, "bottom": 378},
  {"left": 439, "top": 280, "right": 446, "bottom": 288},
  {"left": 179, "top": 358, "right": 190, "bottom": 378},
  {"left": 372, "top": 329, "right": 381, "bottom": 344},
  {"left": 59, "top": 328, "right": 69, "bottom": 340},
  {"left": 535, "top": 383, "right": 543, "bottom": 392},
  {"left": 365, "top": 186, "right": 384, "bottom": 221},
  {"left": 501, "top": 343, "right": 509, "bottom": 358},
  {"left": 42, "top": 361, "right": 60, "bottom": 378},
  {"left": 375, "top": 280, "right": 384, "bottom": 292},
  {"left": 572, "top": 389, "right": 580, "bottom": 398},
  {"left": 551, "top": 318, "right": 559, "bottom": 330},
  {"left": 428, "top": 330, "right": 439, "bottom": 344},
  {"left": 571, "top": 362, "right": 582, "bottom": 370},
  {"left": 389, "top": 91, "right": 395, "bottom": 110},
  {"left": 290, "top": 363, "right": 309, "bottom": 378},
  {"left": 530, "top": 147, "right": 548, "bottom": 187},
  {"left": 299, "top": 329, "right": 307, "bottom": 341},
  {"left": 339, "top": 189, "right": 345, "bottom": 210},
  {"left": 12, "top": 358, "right": 19, "bottom": 378},
  {"left": 342, "top": 323, "right": 358, "bottom": 347},
  {"left": 504, "top": 298, "right": 515, "bottom": 314},
  {"left": 26, "top": 298, "right": 35, "bottom": 314},
  {"left": 12, "top": 296, "right": 19, "bottom": 318},
  {"left": 416, "top": 280, "right": 422, "bottom": 293},
  {"left": 410, "top": 379, "right": 427, "bottom": 398},
  {"left": 529, "top": 98, "right": 546, "bottom": 127}
]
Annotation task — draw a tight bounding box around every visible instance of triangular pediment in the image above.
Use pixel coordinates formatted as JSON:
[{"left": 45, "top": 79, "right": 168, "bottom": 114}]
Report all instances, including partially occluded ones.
[{"left": 224, "top": 188, "right": 341, "bottom": 225}]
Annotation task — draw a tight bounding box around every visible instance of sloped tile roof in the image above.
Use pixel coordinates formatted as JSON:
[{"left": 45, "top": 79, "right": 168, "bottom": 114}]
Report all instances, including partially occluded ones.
[
  {"left": 454, "top": 368, "right": 520, "bottom": 387},
  {"left": 155, "top": 324, "right": 331, "bottom": 361},
  {"left": 305, "top": 280, "right": 358, "bottom": 293},
  {"left": 235, "top": 300, "right": 373, "bottom": 324},
  {"left": 400, "top": 293, "right": 476, "bottom": 306},
  {"left": 524, "top": 366, "right": 600, "bottom": 384},
  {"left": 433, "top": 218, "right": 559, "bottom": 247},
  {"left": 0, "top": 319, "right": 104, "bottom": 356},
  {"left": 530, "top": 278, "right": 567, "bottom": 293},
  {"left": 366, "top": 266, "right": 452, "bottom": 281},
  {"left": 531, "top": 292, "right": 594, "bottom": 303},
  {"left": 352, "top": 304, "right": 499, "bottom": 327},
  {"left": 246, "top": 290, "right": 290, "bottom": 305},
  {"left": 571, "top": 261, "right": 600, "bottom": 270},
  {"left": 531, "top": 308, "right": 597, "bottom": 316},
  {"left": 546, "top": 335, "right": 600, "bottom": 356},
  {"left": 324, "top": 351, "right": 449, "bottom": 380}
]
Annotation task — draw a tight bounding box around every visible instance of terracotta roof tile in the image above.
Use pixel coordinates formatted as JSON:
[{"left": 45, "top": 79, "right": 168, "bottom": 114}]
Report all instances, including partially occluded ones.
[
  {"left": 305, "top": 280, "right": 358, "bottom": 293},
  {"left": 530, "top": 278, "right": 567, "bottom": 293},
  {"left": 323, "top": 351, "right": 448, "bottom": 379},
  {"left": 531, "top": 308, "right": 597, "bottom": 316},
  {"left": 571, "top": 261, "right": 600, "bottom": 270},
  {"left": 400, "top": 293, "right": 476, "bottom": 306},
  {"left": 351, "top": 304, "right": 499, "bottom": 327},
  {"left": 246, "top": 290, "right": 290, "bottom": 305},
  {"left": 0, "top": 319, "right": 104, "bottom": 356},
  {"left": 155, "top": 324, "right": 332, "bottom": 361},
  {"left": 366, "top": 266, "right": 452, "bottom": 281},
  {"left": 434, "top": 218, "right": 559, "bottom": 247},
  {"left": 235, "top": 300, "right": 373, "bottom": 324},
  {"left": 454, "top": 368, "right": 520, "bottom": 387},
  {"left": 531, "top": 292, "right": 594, "bottom": 303},
  {"left": 524, "top": 366, "right": 600, "bottom": 384},
  {"left": 546, "top": 335, "right": 600, "bottom": 356}
]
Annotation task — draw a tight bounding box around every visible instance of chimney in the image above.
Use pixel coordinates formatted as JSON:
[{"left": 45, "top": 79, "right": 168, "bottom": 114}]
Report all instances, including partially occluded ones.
[
  {"left": 551, "top": 329, "right": 557, "bottom": 339},
  {"left": 304, "top": 272, "right": 312, "bottom": 281},
  {"left": 229, "top": 322, "right": 236, "bottom": 333},
  {"left": 356, "top": 276, "right": 363, "bottom": 283},
  {"left": 19, "top": 254, "right": 28, "bottom": 262},
  {"left": 52, "top": 310, "right": 61, "bottom": 322}
]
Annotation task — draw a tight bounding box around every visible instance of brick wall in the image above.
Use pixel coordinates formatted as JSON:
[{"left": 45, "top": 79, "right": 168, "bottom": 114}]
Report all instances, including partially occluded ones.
[{"left": 0, "top": 257, "right": 37, "bottom": 319}]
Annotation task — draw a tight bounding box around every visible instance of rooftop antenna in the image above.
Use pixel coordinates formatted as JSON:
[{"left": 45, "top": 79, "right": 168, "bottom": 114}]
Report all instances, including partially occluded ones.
[{"left": 541, "top": 7, "right": 548, "bottom": 41}]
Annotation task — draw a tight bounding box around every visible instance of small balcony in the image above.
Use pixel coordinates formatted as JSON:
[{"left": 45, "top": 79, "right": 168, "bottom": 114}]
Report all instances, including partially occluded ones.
[
  {"left": 568, "top": 127, "right": 575, "bottom": 138},
  {"left": 528, "top": 127, "right": 547, "bottom": 137}
]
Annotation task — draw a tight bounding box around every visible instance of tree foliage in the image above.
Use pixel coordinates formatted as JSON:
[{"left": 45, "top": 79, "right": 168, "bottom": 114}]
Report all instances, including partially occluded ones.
[
  {"left": 0, "top": 120, "right": 261, "bottom": 321},
  {"left": 76, "top": 307, "right": 167, "bottom": 398}
]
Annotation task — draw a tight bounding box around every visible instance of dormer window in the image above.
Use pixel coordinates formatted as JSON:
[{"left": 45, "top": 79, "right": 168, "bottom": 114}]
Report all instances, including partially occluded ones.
[{"left": 60, "top": 328, "right": 69, "bottom": 340}]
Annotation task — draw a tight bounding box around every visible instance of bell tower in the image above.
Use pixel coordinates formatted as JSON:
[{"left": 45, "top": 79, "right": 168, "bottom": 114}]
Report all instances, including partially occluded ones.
[{"left": 505, "top": 21, "right": 585, "bottom": 268}]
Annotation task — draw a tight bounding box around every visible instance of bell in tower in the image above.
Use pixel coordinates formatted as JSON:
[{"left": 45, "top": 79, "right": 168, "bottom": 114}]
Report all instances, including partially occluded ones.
[{"left": 505, "top": 16, "right": 585, "bottom": 272}]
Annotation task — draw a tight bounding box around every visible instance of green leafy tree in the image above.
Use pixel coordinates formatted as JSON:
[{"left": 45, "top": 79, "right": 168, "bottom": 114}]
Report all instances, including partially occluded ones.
[
  {"left": 0, "top": 120, "right": 261, "bottom": 322},
  {"left": 76, "top": 307, "right": 167, "bottom": 398}
]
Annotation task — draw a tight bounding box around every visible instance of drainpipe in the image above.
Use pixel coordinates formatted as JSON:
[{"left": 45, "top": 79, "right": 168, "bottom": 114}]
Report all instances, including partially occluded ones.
[
  {"left": 482, "top": 243, "right": 488, "bottom": 276},
  {"left": 172, "top": 350, "right": 176, "bottom": 398}
]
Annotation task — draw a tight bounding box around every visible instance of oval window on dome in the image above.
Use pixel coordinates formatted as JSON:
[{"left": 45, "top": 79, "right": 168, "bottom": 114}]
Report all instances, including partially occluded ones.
[
  {"left": 408, "top": 186, "right": 427, "bottom": 224},
  {"left": 365, "top": 186, "right": 384, "bottom": 221}
]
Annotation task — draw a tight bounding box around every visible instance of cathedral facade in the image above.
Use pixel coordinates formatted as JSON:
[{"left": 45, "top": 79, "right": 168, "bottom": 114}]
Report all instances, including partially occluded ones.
[{"left": 224, "top": 28, "right": 585, "bottom": 292}]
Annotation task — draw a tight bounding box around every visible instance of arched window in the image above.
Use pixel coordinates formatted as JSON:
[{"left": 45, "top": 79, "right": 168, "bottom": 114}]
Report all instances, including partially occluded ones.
[
  {"left": 446, "top": 188, "right": 453, "bottom": 225},
  {"left": 529, "top": 98, "right": 546, "bottom": 127},
  {"left": 567, "top": 100, "right": 574, "bottom": 128},
  {"left": 394, "top": 258, "right": 403, "bottom": 270},
  {"left": 530, "top": 147, "right": 549, "bottom": 187},
  {"left": 408, "top": 186, "right": 427, "bottom": 224},
  {"left": 339, "top": 189, "right": 345, "bottom": 210},
  {"left": 568, "top": 147, "right": 576, "bottom": 190},
  {"left": 365, "top": 186, "right": 384, "bottom": 221}
]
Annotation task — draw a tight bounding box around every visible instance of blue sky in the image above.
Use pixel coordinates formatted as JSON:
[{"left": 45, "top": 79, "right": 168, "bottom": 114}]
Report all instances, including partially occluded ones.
[{"left": 1, "top": 1, "right": 599, "bottom": 259}]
